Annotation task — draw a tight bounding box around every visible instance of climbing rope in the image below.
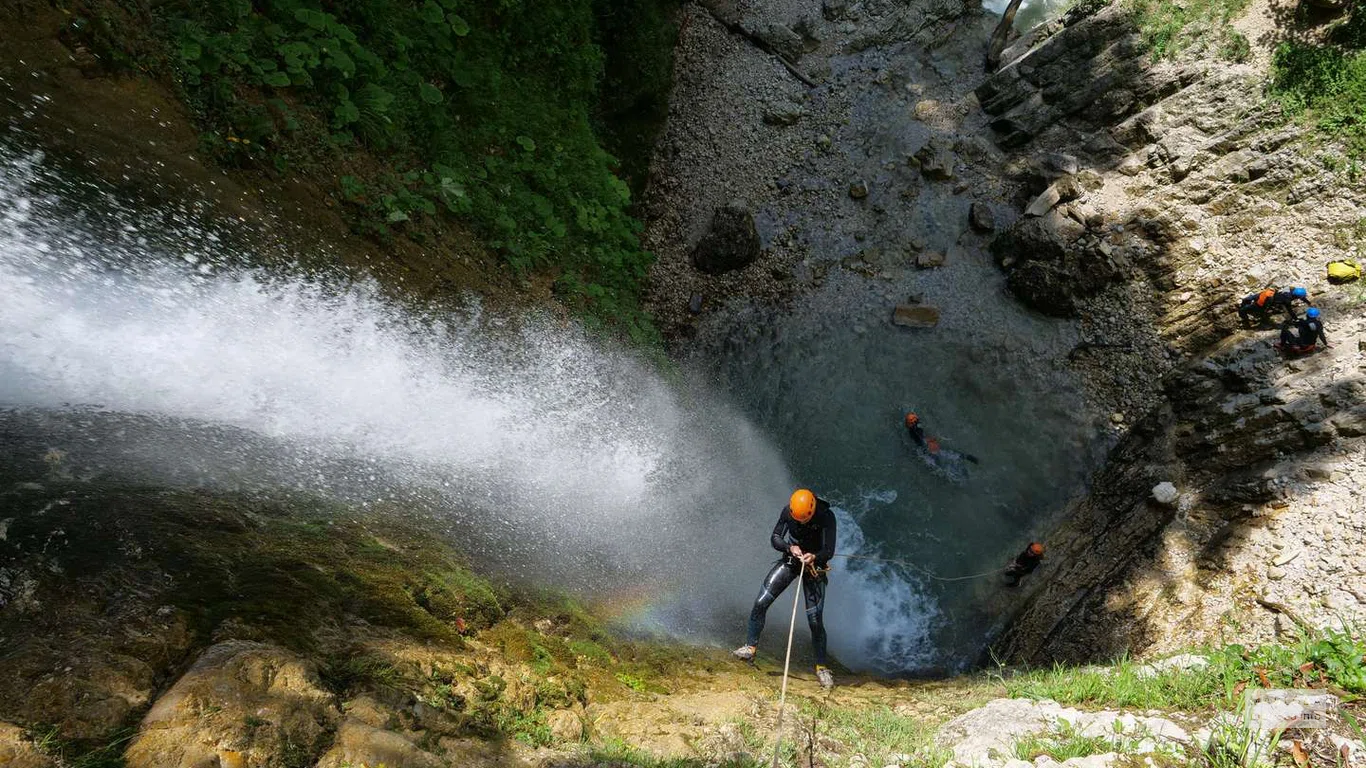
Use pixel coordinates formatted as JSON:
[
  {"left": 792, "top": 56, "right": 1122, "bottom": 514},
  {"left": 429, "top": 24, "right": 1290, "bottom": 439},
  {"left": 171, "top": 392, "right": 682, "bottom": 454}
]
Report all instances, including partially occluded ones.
[
  {"left": 831, "top": 553, "right": 1008, "bottom": 583},
  {"left": 770, "top": 563, "right": 805, "bottom": 768}
]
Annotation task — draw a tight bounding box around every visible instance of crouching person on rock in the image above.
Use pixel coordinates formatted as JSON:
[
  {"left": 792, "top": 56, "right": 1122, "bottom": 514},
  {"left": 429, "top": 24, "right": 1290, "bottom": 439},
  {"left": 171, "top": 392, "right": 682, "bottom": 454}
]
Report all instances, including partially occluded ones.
[
  {"left": 1277, "top": 307, "right": 1329, "bottom": 354},
  {"left": 733, "top": 488, "right": 837, "bottom": 690},
  {"left": 1238, "top": 286, "right": 1309, "bottom": 324}
]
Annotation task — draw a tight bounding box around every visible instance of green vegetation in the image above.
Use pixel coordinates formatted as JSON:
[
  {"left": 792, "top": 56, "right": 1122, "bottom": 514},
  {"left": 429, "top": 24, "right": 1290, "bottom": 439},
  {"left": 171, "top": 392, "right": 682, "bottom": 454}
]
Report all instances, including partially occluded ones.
[
  {"left": 25, "top": 725, "right": 135, "bottom": 768},
  {"left": 1126, "top": 0, "right": 1252, "bottom": 61},
  {"left": 1271, "top": 5, "right": 1366, "bottom": 157},
  {"left": 66, "top": 0, "right": 679, "bottom": 342},
  {"left": 812, "top": 703, "right": 953, "bottom": 768},
  {"left": 1013, "top": 720, "right": 1128, "bottom": 762},
  {"left": 589, "top": 738, "right": 764, "bottom": 767},
  {"left": 1000, "top": 628, "right": 1366, "bottom": 712},
  {"left": 0, "top": 475, "right": 712, "bottom": 762}
]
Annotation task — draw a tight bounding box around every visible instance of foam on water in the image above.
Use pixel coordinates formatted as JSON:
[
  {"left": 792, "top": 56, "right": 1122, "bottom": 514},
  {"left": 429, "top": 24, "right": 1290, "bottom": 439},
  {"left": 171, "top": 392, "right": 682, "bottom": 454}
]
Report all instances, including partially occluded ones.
[{"left": 0, "top": 146, "right": 941, "bottom": 671}]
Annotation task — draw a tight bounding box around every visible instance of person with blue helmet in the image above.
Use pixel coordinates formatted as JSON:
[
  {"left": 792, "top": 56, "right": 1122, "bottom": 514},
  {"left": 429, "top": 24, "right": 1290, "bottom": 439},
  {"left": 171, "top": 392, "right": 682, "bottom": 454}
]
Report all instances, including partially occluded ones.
[
  {"left": 1279, "top": 306, "right": 1329, "bottom": 353},
  {"left": 1238, "top": 286, "right": 1311, "bottom": 323}
]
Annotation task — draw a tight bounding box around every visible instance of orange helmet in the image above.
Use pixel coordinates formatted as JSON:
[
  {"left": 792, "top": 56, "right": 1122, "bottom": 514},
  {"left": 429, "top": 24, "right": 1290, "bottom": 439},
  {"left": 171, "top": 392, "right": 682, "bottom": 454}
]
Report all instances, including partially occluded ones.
[
  {"left": 789, "top": 489, "right": 816, "bottom": 523},
  {"left": 1027, "top": 542, "right": 1044, "bottom": 556},
  {"left": 904, "top": 412, "right": 919, "bottom": 427}
]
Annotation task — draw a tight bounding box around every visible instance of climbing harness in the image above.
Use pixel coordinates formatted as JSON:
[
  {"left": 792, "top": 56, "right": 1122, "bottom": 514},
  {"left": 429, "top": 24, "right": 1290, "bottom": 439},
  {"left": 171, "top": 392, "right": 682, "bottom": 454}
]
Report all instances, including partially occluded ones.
[
  {"left": 770, "top": 564, "right": 804, "bottom": 768},
  {"left": 831, "top": 552, "right": 1007, "bottom": 583}
]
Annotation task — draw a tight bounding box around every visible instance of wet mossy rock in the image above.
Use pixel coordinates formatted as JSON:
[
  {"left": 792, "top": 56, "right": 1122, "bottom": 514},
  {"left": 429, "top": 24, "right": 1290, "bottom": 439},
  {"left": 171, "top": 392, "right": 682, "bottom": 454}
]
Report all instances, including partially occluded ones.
[
  {"left": 690, "top": 200, "right": 762, "bottom": 275},
  {"left": 124, "top": 641, "right": 338, "bottom": 768}
]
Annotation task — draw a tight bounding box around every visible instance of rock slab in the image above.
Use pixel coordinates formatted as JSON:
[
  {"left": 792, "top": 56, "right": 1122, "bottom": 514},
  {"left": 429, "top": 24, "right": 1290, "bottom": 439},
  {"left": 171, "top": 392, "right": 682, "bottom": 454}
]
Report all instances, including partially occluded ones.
[{"left": 892, "top": 304, "right": 941, "bottom": 328}]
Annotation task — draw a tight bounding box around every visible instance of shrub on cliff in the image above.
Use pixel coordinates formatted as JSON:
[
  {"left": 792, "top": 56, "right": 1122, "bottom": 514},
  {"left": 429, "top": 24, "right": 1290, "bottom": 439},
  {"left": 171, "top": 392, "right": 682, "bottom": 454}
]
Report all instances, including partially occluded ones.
[{"left": 80, "top": 0, "right": 676, "bottom": 343}]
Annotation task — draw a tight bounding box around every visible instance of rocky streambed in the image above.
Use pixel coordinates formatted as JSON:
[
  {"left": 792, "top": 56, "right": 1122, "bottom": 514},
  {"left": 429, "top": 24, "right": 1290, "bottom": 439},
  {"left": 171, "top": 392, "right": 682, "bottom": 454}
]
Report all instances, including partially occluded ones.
[{"left": 644, "top": 0, "right": 1366, "bottom": 667}]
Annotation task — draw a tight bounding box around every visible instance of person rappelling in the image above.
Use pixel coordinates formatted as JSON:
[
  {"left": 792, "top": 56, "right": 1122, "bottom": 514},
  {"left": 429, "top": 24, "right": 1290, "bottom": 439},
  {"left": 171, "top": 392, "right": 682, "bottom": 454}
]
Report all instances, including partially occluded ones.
[
  {"left": 732, "top": 488, "right": 837, "bottom": 690},
  {"left": 1238, "top": 286, "right": 1310, "bottom": 324},
  {"left": 1276, "top": 306, "right": 1329, "bottom": 354}
]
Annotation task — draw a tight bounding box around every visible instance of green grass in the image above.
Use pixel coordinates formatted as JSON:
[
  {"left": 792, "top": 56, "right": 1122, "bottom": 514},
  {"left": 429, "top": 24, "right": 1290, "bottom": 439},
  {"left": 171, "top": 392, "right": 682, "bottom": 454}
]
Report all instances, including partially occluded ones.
[
  {"left": 1000, "top": 628, "right": 1366, "bottom": 712},
  {"left": 808, "top": 703, "right": 953, "bottom": 768},
  {"left": 1126, "top": 0, "right": 1252, "bottom": 61},
  {"left": 25, "top": 725, "right": 136, "bottom": 768},
  {"left": 1013, "top": 720, "right": 1124, "bottom": 761},
  {"left": 1269, "top": 3, "right": 1366, "bottom": 158},
  {"left": 1198, "top": 703, "right": 1280, "bottom": 768}
]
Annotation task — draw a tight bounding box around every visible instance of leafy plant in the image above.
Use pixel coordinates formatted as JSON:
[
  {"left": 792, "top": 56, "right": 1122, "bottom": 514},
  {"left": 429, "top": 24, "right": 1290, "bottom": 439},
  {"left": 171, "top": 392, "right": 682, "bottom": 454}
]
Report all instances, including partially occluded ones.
[
  {"left": 616, "top": 672, "right": 649, "bottom": 692},
  {"left": 1271, "top": 4, "right": 1366, "bottom": 158},
  {"left": 127, "top": 0, "right": 676, "bottom": 340}
]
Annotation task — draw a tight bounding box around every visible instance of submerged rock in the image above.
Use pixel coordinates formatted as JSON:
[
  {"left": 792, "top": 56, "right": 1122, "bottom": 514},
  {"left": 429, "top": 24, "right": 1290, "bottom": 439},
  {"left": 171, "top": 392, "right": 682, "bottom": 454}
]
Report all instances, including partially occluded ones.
[
  {"left": 892, "top": 304, "right": 940, "bottom": 328},
  {"left": 691, "top": 201, "right": 761, "bottom": 275},
  {"left": 916, "top": 250, "right": 946, "bottom": 269},
  {"left": 914, "top": 138, "right": 956, "bottom": 181},
  {"left": 970, "top": 201, "right": 996, "bottom": 232}
]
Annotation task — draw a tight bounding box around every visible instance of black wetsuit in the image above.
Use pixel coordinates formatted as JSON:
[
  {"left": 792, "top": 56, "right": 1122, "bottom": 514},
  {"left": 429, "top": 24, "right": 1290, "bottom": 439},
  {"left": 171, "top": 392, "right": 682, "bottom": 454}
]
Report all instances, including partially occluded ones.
[
  {"left": 1003, "top": 546, "right": 1043, "bottom": 587},
  {"left": 906, "top": 423, "right": 927, "bottom": 449},
  {"left": 1239, "top": 290, "right": 1307, "bottom": 322},
  {"left": 744, "top": 499, "right": 837, "bottom": 665},
  {"left": 1280, "top": 316, "right": 1327, "bottom": 350}
]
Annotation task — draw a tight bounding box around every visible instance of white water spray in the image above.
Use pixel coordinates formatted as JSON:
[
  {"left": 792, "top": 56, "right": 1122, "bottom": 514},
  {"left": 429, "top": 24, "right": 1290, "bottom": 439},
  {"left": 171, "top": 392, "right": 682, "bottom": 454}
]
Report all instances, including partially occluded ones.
[{"left": 0, "top": 147, "right": 940, "bottom": 672}]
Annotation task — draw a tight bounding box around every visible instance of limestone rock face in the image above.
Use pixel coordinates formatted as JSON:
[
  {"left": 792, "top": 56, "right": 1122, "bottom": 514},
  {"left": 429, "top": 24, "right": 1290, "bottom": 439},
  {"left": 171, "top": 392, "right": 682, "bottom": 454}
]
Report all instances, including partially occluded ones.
[
  {"left": 691, "top": 201, "right": 761, "bottom": 275},
  {"left": 937, "top": 699, "right": 1191, "bottom": 768},
  {"left": 316, "top": 721, "right": 445, "bottom": 768},
  {"left": 124, "top": 641, "right": 339, "bottom": 768}
]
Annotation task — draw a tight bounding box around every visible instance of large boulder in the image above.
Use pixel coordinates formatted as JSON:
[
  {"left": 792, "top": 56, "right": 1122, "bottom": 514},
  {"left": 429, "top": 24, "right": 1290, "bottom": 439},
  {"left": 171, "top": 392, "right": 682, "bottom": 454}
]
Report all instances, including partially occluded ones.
[
  {"left": 991, "top": 213, "right": 1122, "bottom": 317},
  {"left": 691, "top": 201, "right": 762, "bottom": 275},
  {"left": 124, "top": 642, "right": 339, "bottom": 768}
]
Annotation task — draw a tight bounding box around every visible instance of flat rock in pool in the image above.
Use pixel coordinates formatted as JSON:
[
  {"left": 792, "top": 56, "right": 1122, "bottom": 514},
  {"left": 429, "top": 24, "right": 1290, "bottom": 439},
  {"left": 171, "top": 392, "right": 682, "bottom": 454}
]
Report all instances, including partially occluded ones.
[{"left": 891, "top": 304, "right": 940, "bottom": 328}]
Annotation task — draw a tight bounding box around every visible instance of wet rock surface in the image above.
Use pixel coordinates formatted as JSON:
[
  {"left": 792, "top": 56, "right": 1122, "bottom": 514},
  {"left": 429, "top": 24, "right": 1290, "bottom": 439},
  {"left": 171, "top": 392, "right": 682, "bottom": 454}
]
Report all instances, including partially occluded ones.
[
  {"left": 125, "top": 642, "right": 338, "bottom": 768},
  {"left": 691, "top": 200, "right": 763, "bottom": 275},
  {"left": 648, "top": 0, "right": 1366, "bottom": 669}
]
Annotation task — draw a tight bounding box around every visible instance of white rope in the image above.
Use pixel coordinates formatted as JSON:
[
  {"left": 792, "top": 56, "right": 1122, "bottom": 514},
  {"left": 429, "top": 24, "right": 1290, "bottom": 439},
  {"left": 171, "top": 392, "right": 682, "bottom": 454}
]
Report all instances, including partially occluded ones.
[
  {"left": 770, "top": 564, "right": 805, "bottom": 768},
  {"left": 831, "top": 553, "right": 1008, "bottom": 582}
]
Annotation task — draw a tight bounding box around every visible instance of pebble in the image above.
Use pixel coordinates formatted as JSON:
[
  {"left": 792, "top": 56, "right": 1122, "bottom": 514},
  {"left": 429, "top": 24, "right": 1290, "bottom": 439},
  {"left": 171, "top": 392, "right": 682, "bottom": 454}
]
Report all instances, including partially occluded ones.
[
  {"left": 1268, "top": 566, "right": 1286, "bottom": 580},
  {"left": 1272, "top": 548, "right": 1300, "bottom": 567}
]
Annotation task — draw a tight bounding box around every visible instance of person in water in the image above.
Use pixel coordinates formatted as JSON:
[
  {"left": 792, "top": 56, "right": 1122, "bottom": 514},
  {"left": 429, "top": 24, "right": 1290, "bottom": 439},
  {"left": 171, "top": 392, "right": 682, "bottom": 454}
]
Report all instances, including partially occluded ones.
[
  {"left": 905, "top": 413, "right": 977, "bottom": 464},
  {"left": 1239, "top": 286, "right": 1310, "bottom": 324},
  {"left": 904, "top": 412, "right": 928, "bottom": 449},
  {"left": 1003, "top": 542, "right": 1044, "bottom": 587},
  {"left": 733, "top": 488, "right": 837, "bottom": 690},
  {"left": 1278, "top": 307, "right": 1329, "bottom": 353}
]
